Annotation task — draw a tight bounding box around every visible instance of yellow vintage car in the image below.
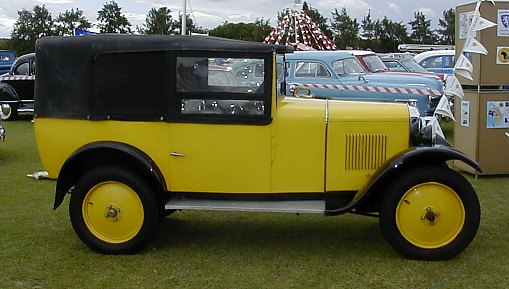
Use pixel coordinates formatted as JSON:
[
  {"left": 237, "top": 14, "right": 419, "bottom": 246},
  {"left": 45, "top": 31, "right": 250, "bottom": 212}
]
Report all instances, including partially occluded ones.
[{"left": 34, "top": 35, "right": 481, "bottom": 260}]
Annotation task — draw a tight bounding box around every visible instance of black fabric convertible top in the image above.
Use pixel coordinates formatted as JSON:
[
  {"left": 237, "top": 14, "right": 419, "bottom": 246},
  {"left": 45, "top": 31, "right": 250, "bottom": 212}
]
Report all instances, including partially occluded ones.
[
  {"left": 35, "top": 35, "right": 292, "bottom": 121},
  {"left": 37, "top": 34, "right": 293, "bottom": 55}
]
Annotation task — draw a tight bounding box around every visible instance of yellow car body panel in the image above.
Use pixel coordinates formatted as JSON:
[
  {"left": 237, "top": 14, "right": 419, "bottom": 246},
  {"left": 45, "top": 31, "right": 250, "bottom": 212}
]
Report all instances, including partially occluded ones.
[
  {"left": 271, "top": 97, "right": 326, "bottom": 193},
  {"left": 34, "top": 119, "right": 171, "bottom": 180},
  {"left": 34, "top": 97, "right": 327, "bottom": 194},
  {"left": 168, "top": 122, "right": 273, "bottom": 193},
  {"left": 325, "top": 101, "right": 410, "bottom": 191},
  {"left": 34, "top": 98, "right": 409, "bottom": 195}
]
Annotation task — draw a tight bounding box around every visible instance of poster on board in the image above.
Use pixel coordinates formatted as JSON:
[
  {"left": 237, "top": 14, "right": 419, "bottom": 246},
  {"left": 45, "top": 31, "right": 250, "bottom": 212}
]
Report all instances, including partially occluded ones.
[
  {"left": 496, "top": 47, "right": 509, "bottom": 64},
  {"left": 497, "top": 9, "right": 509, "bottom": 37},
  {"left": 459, "top": 11, "right": 477, "bottom": 39},
  {"left": 486, "top": 101, "right": 509, "bottom": 128},
  {"left": 461, "top": 101, "right": 470, "bottom": 127}
]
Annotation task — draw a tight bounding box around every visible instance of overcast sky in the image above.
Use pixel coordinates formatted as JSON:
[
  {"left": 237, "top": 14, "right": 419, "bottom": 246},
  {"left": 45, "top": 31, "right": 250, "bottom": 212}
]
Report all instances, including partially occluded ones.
[{"left": 0, "top": 0, "right": 501, "bottom": 38}]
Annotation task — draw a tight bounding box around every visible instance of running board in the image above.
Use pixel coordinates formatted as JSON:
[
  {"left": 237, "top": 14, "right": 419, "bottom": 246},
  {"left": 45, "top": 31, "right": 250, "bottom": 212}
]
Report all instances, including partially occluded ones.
[
  {"left": 18, "top": 108, "right": 34, "bottom": 112},
  {"left": 165, "top": 199, "right": 325, "bottom": 214}
]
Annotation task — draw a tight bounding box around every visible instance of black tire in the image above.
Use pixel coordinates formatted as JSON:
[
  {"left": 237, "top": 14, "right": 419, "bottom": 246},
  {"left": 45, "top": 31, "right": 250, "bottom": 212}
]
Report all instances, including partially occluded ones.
[
  {"left": 379, "top": 166, "right": 480, "bottom": 260},
  {"left": 69, "top": 166, "right": 160, "bottom": 254},
  {"left": 0, "top": 103, "right": 18, "bottom": 121}
]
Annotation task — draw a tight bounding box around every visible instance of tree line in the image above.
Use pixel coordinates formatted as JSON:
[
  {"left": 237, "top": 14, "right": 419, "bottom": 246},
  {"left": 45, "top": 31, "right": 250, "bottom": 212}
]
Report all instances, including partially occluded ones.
[{"left": 2, "top": 0, "right": 455, "bottom": 56}]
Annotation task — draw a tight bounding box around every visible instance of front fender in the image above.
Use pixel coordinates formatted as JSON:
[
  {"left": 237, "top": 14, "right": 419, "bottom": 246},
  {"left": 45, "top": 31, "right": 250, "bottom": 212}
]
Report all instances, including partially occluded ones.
[
  {"left": 54, "top": 141, "right": 166, "bottom": 210},
  {"left": 325, "top": 146, "right": 481, "bottom": 216}
]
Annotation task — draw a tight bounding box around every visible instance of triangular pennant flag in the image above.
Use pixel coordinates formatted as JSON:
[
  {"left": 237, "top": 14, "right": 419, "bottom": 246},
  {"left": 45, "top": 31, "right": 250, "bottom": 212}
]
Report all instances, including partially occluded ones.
[
  {"left": 470, "top": 14, "right": 497, "bottom": 31},
  {"left": 480, "top": 0, "right": 495, "bottom": 5},
  {"left": 430, "top": 117, "right": 446, "bottom": 139},
  {"left": 445, "top": 75, "right": 465, "bottom": 99},
  {"left": 454, "top": 68, "right": 473, "bottom": 80},
  {"left": 454, "top": 54, "right": 474, "bottom": 73},
  {"left": 475, "top": 1, "right": 482, "bottom": 15},
  {"left": 421, "top": 116, "right": 446, "bottom": 139},
  {"left": 434, "top": 95, "right": 456, "bottom": 121},
  {"left": 463, "top": 36, "right": 488, "bottom": 55}
]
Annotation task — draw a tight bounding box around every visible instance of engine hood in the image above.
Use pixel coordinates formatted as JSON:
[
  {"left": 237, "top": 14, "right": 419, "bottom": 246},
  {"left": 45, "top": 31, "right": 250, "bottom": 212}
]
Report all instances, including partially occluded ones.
[{"left": 327, "top": 98, "right": 409, "bottom": 123}]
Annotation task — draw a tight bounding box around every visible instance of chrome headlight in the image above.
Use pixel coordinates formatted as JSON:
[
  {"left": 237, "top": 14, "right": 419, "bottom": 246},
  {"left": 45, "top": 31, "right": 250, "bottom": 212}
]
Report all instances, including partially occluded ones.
[
  {"left": 410, "top": 116, "right": 451, "bottom": 147},
  {"left": 408, "top": 105, "right": 420, "bottom": 118}
]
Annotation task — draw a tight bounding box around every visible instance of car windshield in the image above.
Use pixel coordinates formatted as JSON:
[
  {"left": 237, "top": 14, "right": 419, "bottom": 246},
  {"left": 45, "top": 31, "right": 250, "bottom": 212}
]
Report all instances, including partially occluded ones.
[
  {"left": 362, "top": 55, "right": 387, "bottom": 72},
  {"left": 332, "top": 57, "right": 367, "bottom": 75},
  {"left": 400, "top": 59, "right": 428, "bottom": 73}
]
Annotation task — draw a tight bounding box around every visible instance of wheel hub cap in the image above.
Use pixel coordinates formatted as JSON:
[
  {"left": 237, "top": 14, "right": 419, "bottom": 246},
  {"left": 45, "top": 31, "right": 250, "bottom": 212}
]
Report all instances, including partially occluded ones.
[
  {"left": 105, "top": 204, "right": 121, "bottom": 221},
  {"left": 396, "top": 182, "right": 465, "bottom": 249},
  {"left": 421, "top": 207, "right": 440, "bottom": 225},
  {"left": 83, "top": 182, "right": 144, "bottom": 243}
]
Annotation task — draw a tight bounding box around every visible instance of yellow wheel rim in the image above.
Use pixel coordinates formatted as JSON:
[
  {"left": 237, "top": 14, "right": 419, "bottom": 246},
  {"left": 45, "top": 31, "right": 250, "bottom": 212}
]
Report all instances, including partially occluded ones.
[
  {"left": 396, "top": 182, "right": 465, "bottom": 249},
  {"left": 82, "top": 181, "right": 144, "bottom": 244}
]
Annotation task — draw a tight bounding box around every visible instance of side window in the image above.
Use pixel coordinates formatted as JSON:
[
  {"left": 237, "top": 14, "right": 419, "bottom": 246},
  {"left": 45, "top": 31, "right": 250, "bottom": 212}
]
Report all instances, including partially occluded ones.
[
  {"left": 14, "top": 62, "right": 29, "bottom": 75},
  {"left": 420, "top": 56, "right": 442, "bottom": 68},
  {"left": 295, "top": 61, "right": 330, "bottom": 78},
  {"left": 31, "top": 60, "right": 36, "bottom": 75},
  {"left": 332, "top": 58, "right": 365, "bottom": 75},
  {"left": 385, "top": 61, "right": 405, "bottom": 72},
  {"left": 177, "top": 57, "right": 269, "bottom": 119},
  {"left": 443, "top": 55, "right": 455, "bottom": 68}
]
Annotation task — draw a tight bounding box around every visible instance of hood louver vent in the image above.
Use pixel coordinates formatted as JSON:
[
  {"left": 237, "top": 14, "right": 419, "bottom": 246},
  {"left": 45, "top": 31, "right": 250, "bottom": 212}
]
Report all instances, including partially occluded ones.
[{"left": 345, "top": 134, "right": 387, "bottom": 171}]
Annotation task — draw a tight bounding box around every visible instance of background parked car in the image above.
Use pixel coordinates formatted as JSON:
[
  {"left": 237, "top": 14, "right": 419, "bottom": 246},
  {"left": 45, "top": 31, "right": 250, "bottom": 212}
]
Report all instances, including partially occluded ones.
[
  {"left": 381, "top": 57, "right": 445, "bottom": 81},
  {"left": 413, "top": 50, "right": 455, "bottom": 75},
  {"left": 0, "top": 50, "right": 16, "bottom": 75},
  {"left": 283, "top": 51, "right": 445, "bottom": 116},
  {"left": 352, "top": 50, "right": 443, "bottom": 80},
  {"left": 349, "top": 50, "right": 388, "bottom": 72},
  {"left": 0, "top": 53, "right": 35, "bottom": 120}
]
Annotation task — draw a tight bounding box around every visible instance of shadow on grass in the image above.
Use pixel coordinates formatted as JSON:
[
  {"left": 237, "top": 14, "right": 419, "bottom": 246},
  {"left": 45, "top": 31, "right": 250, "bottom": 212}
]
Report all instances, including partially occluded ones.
[{"left": 150, "top": 211, "right": 393, "bottom": 258}]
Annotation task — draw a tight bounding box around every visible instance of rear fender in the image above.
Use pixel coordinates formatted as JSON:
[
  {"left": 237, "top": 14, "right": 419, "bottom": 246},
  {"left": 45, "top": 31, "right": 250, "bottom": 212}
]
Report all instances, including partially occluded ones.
[
  {"left": 54, "top": 141, "right": 166, "bottom": 210},
  {"left": 0, "top": 83, "right": 19, "bottom": 102}
]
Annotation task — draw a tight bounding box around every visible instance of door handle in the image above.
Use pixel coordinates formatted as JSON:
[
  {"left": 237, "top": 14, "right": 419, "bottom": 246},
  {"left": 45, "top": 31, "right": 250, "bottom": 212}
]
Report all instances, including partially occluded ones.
[
  {"left": 505, "top": 132, "right": 509, "bottom": 138},
  {"left": 170, "top": 152, "right": 185, "bottom": 157}
]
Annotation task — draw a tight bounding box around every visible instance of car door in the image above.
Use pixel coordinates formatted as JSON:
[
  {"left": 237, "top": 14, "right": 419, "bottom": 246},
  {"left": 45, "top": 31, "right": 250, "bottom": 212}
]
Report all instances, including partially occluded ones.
[
  {"left": 6, "top": 56, "right": 35, "bottom": 101},
  {"left": 168, "top": 55, "right": 273, "bottom": 194},
  {"left": 287, "top": 60, "right": 342, "bottom": 99},
  {"left": 332, "top": 57, "right": 378, "bottom": 102}
]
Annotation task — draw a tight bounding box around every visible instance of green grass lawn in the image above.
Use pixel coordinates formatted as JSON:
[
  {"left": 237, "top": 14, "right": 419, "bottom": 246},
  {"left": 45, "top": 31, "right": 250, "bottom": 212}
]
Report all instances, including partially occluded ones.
[{"left": 0, "top": 118, "right": 508, "bottom": 289}]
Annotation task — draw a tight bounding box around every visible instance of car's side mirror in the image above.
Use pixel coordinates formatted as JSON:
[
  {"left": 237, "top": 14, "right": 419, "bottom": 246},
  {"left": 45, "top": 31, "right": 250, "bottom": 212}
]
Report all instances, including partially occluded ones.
[{"left": 293, "top": 86, "right": 314, "bottom": 98}]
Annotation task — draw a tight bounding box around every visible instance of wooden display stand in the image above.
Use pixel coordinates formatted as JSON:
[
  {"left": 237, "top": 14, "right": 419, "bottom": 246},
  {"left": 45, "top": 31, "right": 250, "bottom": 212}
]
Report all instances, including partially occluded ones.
[{"left": 454, "top": 1, "right": 509, "bottom": 175}]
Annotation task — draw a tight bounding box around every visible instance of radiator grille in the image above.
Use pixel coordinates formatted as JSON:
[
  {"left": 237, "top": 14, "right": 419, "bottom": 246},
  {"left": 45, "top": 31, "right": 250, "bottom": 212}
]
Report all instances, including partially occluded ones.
[{"left": 345, "top": 134, "right": 387, "bottom": 171}]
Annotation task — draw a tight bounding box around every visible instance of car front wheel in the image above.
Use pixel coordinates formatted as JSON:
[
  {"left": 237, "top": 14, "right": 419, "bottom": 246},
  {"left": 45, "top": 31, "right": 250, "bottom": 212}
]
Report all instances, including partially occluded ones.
[
  {"left": 69, "top": 166, "right": 160, "bottom": 254},
  {"left": 379, "top": 166, "right": 480, "bottom": 260}
]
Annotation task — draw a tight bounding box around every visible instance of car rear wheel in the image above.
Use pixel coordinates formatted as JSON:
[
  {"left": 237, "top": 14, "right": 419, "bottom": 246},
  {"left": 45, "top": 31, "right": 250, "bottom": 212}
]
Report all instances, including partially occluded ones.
[
  {"left": 379, "top": 166, "right": 480, "bottom": 260},
  {"left": 0, "top": 103, "right": 18, "bottom": 121},
  {"left": 69, "top": 166, "right": 159, "bottom": 254}
]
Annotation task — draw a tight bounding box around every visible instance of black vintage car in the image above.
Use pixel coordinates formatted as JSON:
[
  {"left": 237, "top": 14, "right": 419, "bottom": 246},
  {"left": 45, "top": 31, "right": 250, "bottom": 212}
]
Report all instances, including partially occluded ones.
[{"left": 0, "top": 53, "right": 35, "bottom": 120}]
